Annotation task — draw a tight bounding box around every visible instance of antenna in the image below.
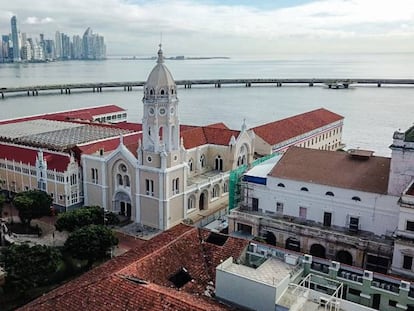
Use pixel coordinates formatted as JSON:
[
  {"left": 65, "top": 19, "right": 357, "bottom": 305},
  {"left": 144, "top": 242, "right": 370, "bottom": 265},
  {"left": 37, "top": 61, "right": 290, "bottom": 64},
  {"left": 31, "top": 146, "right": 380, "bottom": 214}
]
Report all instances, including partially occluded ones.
[{"left": 160, "top": 32, "right": 163, "bottom": 47}]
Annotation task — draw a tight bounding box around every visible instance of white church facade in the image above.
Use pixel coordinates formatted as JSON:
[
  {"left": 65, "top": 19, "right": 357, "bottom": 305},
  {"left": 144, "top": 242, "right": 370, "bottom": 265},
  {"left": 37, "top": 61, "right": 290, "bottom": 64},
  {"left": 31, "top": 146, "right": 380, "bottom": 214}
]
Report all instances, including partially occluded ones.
[{"left": 82, "top": 46, "right": 255, "bottom": 230}]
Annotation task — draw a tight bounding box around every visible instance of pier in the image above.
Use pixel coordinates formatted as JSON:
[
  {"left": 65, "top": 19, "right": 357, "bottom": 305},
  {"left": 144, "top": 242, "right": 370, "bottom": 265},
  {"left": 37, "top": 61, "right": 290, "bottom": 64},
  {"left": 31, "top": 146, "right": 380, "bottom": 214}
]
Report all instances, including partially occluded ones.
[{"left": 1, "top": 78, "right": 414, "bottom": 98}]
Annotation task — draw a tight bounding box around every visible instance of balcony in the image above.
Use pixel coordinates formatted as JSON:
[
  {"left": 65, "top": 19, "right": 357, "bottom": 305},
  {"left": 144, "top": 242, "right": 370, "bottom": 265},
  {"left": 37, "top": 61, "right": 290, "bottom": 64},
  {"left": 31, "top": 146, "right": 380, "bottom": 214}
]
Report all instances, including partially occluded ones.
[{"left": 231, "top": 208, "right": 394, "bottom": 248}]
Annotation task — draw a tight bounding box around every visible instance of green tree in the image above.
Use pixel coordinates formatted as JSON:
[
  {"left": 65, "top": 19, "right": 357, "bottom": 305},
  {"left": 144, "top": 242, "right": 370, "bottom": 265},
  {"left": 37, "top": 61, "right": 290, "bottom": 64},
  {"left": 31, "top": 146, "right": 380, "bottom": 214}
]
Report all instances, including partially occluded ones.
[
  {"left": 64, "top": 224, "right": 118, "bottom": 268},
  {"left": 55, "top": 206, "right": 119, "bottom": 232},
  {"left": 13, "top": 190, "right": 52, "bottom": 229},
  {"left": 1, "top": 243, "right": 62, "bottom": 292}
]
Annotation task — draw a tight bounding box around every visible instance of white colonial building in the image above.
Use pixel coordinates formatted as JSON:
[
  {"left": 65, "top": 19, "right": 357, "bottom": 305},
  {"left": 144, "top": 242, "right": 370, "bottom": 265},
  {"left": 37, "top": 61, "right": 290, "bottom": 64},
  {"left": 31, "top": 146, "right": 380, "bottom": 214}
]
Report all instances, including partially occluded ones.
[
  {"left": 229, "top": 145, "right": 405, "bottom": 272},
  {"left": 251, "top": 108, "right": 344, "bottom": 156},
  {"left": 390, "top": 126, "right": 414, "bottom": 278}
]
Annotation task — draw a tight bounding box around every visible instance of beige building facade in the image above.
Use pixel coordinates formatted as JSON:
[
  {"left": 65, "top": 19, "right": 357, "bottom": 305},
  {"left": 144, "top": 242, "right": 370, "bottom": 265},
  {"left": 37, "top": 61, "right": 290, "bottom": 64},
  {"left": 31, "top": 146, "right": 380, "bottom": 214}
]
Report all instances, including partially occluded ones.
[{"left": 83, "top": 46, "right": 255, "bottom": 230}]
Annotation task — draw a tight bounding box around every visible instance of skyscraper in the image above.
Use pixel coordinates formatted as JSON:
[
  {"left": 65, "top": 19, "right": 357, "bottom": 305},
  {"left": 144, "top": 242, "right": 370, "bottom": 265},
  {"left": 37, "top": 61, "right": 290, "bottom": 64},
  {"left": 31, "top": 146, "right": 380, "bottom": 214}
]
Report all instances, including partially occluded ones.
[
  {"left": 82, "top": 27, "right": 106, "bottom": 60},
  {"left": 10, "top": 16, "right": 20, "bottom": 62},
  {"left": 55, "top": 31, "right": 62, "bottom": 59}
]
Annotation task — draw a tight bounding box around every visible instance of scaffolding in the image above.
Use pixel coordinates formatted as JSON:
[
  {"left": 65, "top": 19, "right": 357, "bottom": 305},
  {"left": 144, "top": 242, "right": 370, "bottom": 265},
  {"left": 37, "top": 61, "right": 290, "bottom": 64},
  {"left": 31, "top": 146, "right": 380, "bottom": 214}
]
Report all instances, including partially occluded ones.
[{"left": 228, "top": 153, "right": 278, "bottom": 210}]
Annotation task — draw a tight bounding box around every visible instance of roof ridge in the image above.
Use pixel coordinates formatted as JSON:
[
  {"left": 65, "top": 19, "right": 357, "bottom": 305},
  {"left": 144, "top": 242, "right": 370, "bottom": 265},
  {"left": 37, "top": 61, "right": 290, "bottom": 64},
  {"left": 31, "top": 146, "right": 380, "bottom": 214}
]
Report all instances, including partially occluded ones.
[{"left": 118, "top": 227, "right": 197, "bottom": 275}]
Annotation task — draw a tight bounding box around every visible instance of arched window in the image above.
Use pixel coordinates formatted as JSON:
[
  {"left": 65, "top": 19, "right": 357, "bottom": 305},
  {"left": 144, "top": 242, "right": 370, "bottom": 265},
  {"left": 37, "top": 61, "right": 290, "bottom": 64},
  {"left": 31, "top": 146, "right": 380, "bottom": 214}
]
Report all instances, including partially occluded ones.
[
  {"left": 223, "top": 182, "right": 229, "bottom": 193},
  {"left": 215, "top": 155, "right": 223, "bottom": 171},
  {"left": 172, "top": 178, "right": 179, "bottom": 194},
  {"left": 237, "top": 144, "right": 248, "bottom": 166},
  {"left": 124, "top": 175, "right": 130, "bottom": 187},
  {"left": 188, "top": 195, "right": 195, "bottom": 210},
  {"left": 70, "top": 174, "right": 77, "bottom": 185},
  {"left": 160, "top": 89, "right": 165, "bottom": 95},
  {"left": 150, "top": 89, "right": 154, "bottom": 95},
  {"left": 117, "top": 174, "right": 123, "bottom": 186},
  {"left": 300, "top": 187, "right": 309, "bottom": 192},
  {"left": 159, "top": 126, "right": 164, "bottom": 143},
  {"left": 325, "top": 191, "right": 334, "bottom": 196},
  {"left": 212, "top": 184, "right": 220, "bottom": 198},
  {"left": 352, "top": 196, "right": 361, "bottom": 202},
  {"left": 277, "top": 183, "right": 285, "bottom": 188},
  {"left": 171, "top": 88, "right": 174, "bottom": 94},
  {"left": 200, "top": 154, "right": 206, "bottom": 168},
  {"left": 188, "top": 159, "right": 193, "bottom": 171}
]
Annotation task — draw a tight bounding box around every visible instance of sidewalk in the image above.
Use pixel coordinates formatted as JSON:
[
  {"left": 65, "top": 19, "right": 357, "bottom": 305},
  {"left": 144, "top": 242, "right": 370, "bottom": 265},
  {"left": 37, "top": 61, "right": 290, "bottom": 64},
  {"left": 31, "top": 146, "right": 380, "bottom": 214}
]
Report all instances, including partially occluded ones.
[{"left": 1, "top": 203, "right": 148, "bottom": 254}]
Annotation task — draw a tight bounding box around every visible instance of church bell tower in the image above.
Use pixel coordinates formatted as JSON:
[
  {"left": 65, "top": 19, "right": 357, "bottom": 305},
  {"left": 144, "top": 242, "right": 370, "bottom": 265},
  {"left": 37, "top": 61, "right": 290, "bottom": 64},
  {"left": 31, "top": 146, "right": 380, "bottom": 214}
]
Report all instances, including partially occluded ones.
[{"left": 142, "top": 44, "right": 180, "bottom": 155}]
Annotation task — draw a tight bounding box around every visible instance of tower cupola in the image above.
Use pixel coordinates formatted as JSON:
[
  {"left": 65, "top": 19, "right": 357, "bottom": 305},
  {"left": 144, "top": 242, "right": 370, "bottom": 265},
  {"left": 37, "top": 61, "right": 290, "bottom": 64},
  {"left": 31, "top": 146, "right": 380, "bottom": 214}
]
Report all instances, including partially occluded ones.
[
  {"left": 142, "top": 45, "right": 180, "bottom": 153},
  {"left": 144, "top": 44, "right": 177, "bottom": 99}
]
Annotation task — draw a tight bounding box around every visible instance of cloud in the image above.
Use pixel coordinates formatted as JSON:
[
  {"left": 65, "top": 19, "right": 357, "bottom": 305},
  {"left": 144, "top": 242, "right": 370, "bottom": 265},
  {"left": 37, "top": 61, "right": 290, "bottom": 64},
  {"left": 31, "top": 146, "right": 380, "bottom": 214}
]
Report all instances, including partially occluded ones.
[
  {"left": 0, "top": 0, "right": 413, "bottom": 55},
  {"left": 24, "top": 16, "right": 54, "bottom": 25}
]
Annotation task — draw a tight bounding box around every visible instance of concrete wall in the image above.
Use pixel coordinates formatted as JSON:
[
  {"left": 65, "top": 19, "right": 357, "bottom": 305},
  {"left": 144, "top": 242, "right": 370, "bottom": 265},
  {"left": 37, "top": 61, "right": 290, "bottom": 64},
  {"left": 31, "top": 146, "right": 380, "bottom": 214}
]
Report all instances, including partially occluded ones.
[
  {"left": 216, "top": 258, "right": 276, "bottom": 311},
  {"left": 388, "top": 135, "right": 414, "bottom": 196},
  {"left": 254, "top": 177, "right": 400, "bottom": 236}
]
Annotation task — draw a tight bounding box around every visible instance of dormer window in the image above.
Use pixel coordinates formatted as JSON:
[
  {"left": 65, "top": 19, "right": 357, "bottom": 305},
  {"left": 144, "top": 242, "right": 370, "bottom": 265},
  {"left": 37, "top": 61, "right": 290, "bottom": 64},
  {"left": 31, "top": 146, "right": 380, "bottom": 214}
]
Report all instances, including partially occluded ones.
[{"left": 300, "top": 187, "right": 309, "bottom": 192}]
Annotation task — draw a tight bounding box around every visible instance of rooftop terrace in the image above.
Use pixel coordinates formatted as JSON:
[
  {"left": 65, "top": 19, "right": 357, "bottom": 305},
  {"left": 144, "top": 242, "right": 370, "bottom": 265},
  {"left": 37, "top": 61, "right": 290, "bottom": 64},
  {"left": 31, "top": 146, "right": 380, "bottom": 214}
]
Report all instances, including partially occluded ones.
[{"left": 0, "top": 119, "right": 131, "bottom": 151}]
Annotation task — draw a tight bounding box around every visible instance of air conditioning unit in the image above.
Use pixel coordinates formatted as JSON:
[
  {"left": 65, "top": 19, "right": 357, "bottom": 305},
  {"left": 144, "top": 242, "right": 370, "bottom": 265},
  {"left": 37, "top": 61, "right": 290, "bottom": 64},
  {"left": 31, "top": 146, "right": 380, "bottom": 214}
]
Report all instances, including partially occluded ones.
[
  {"left": 250, "top": 243, "right": 258, "bottom": 253},
  {"left": 363, "top": 270, "right": 373, "bottom": 281},
  {"left": 400, "top": 280, "right": 410, "bottom": 290},
  {"left": 331, "top": 261, "right": 340, "bottom": 270},
  {"left": 303, "top": 254, "right": 313, "bottom": 263}
]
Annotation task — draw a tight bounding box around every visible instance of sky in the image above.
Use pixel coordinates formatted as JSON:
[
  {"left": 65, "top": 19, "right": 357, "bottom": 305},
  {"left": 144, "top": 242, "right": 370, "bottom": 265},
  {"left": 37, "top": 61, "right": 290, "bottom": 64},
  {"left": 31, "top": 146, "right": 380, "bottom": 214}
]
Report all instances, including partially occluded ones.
[{"left": 1, "top": 0, "right": 414, "bottom": 56}]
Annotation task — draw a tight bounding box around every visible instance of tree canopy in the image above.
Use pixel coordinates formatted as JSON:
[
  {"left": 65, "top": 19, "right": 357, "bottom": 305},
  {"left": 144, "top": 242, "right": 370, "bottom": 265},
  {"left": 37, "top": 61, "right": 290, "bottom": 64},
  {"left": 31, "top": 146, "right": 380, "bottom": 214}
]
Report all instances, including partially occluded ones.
[
  {"left": 13, "top": 190, "right": 52, "bottom": 227},
  {"left": 1, "top": 243, "right": 62, "bottom": 292},
  {"left": 64, "top": 224, "right": 118, "bottom": 267},
  {"left": 55, "top": 205, "right": 119, "bottom": 232}
]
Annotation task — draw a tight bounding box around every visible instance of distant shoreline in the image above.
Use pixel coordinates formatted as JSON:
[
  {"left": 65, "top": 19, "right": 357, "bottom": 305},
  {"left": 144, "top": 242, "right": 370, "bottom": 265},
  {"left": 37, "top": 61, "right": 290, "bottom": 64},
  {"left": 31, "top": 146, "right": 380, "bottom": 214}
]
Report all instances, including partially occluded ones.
[{"left": 120, "top": 56, "right": 230, "bottom": 60}]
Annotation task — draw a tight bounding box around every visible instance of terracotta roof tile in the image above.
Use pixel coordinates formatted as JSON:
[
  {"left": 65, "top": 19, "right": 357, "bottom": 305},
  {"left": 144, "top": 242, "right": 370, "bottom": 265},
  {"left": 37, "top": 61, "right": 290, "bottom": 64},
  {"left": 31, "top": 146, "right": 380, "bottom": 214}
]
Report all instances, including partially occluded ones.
[
  {"left": 181, "top": 127, "right": 240, "bottom": 149},
  {"left": 0, "top": 142, "right": 71, "bottom": 172},
  {"left": 75, "top": 133, "right": 141, "bottom": 156},
  {"left": 0, "top": 105, "right": 125, "bottom": 125},
  {"left": 205, "top": 123, "right": 229, "bottom": 129},
  {"left": 19, "top": 224, "right": 247, "bottom": 311},
  {"left": 269, "top": 146, "right": 391, "bottom": 194},
  {"left": 252, "top": 108, "right": 343, "bottom": 145}
]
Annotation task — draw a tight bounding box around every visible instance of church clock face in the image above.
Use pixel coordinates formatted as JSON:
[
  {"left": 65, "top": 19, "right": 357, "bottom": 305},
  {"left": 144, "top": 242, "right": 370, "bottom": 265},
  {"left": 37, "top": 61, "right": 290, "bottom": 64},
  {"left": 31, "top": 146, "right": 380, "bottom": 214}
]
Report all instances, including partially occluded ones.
[
  {"left": 149, "top": 107, "right": 155, "bottom": 116},
  {"left": 159, "top": 107, "right": 166, "bottom": 116}
]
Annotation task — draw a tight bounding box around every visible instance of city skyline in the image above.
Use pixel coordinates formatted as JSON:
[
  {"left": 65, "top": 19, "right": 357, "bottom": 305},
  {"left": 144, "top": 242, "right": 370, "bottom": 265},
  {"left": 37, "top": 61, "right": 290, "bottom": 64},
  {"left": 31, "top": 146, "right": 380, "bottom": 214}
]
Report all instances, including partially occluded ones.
[
  {"left": 0, "top": 0, "right": 414, "bottom": 56},
  {"left": 1, "top": 15, "right": 106, "bottom": 62}
]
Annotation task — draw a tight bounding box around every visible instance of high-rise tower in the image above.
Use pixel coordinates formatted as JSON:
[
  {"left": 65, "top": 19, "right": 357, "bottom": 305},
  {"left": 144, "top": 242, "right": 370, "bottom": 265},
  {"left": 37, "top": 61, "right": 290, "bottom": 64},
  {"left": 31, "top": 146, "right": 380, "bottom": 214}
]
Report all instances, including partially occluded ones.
[{"left": 10, "top": 16, "right": 20, "bottom": 62}]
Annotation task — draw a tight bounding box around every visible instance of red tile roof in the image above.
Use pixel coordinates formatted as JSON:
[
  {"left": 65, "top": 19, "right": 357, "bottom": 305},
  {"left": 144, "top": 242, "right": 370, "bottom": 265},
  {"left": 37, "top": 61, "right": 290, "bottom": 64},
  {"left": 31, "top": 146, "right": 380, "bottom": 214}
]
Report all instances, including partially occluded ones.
[
  {"left": 251, "top": 108, "right": 344, "bottom": 146},
  {"left": 111, "top": 122, "right": 142, "bottom": 132},
  {"left": 181, "top": 127, "right": 240, "bottom": 149},
  {"left": 269, "top": 146, "right": 391, "bottom": 194},
  {"left": 19, "top": 224, "right": 247, "bottom": 311},
  {"left": 0, "top": 105, "right": 126, "bottom": 125},
  {"left": 205, "top": 122, "right": 229, "bottom": 130},
  {"left": 75, "top": 133, "right": 141, "bottom": 156},
  {"left": 0, "top": 142, "right": 71, "bottom": 172}
]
